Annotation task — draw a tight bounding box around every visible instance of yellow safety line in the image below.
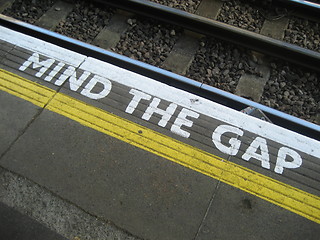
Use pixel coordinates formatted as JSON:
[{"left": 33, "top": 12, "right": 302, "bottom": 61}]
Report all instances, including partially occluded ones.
[
  {"left": 0, "top": 70, "right": 55, "bottom": 107},
  {"left": 1, "top": 69, "right": 320, "bottom": 224}
]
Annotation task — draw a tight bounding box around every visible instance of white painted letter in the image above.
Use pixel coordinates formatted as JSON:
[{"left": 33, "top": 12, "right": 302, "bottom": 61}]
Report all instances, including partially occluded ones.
[
  {"left": 274, "top": 147, "right": 302, "bottom": 174},
  {"left": 171, "top": 108, "right": 200, "bottom": 138},
  {"left": 55, "top": 66, "right": 90, "bottom": 91},
  {"left": 125, "top": 89, "right": 151, "bottom": 114},
  {"left": 212, "top": 125, "right": 243, "bottom": 155},
  {"left": 142, "top": 98, "right": 177, "bottom": 127},
  {"left": 19, "top": 53, "right": 55, "bottom": 77},
  {"left": 81, "top": 75, "right": 112, "bottom": 99},
  {"left": 44, "top": 62, "right": 65, "bottom": 82},
  {"left": 242, "top": 137, "right": 270, "bottom": 169}
]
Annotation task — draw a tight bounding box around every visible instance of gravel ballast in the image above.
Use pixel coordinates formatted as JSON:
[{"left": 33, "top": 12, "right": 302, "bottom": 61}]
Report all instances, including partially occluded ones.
[
  {"left": 261, "top": 61, "right": 319, "bottom": 123},
  {"left": 3, "top": 0, "right": 56, "bottom": 24},
  {"left": 217, "top": 0, "right": 265, "bottom": 33},
  {"left": 112, "top": 17, "right": 182, "bottom": 67},
  {"left": 186, "top": 37, "right": 260, "bottom": 93},
  {"left": 284, "top": 17, "right": 320, "bottom": 52},
  {"left": 55, "top": 1, "right": 114, "bottom": 43},
  {"left": 148, "top": 0, "right": 201, "bottom": 13}
]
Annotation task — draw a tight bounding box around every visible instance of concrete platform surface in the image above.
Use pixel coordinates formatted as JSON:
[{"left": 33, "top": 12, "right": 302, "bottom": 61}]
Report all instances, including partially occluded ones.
[
  {"left": 0, "top": 201, "right": 67, "bottom": 240},
  {"left": 0, "top": 25, "right": 319, "bottom": 240}
]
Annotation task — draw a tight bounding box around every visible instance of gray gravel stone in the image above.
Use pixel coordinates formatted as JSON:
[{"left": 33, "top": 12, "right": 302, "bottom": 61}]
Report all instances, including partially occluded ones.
[
  {"left": 112, "top": 17, "right": 182, "bottom": 67},
  {"left": 54, "top": 1, "right": 114, "bottom": 43},
  {"left": 149, "top": 0, "right": 201, "bottom": 13},
  {"left": 284, "top": 17, "right": 320, "bottom": 52},
  {"left": 3, "top": 0, "right": 55, "bottom": 24},
  {"left": 217, "top": 0, "right": 265, "bottom": 33},
  {"left": 186, "top": 37, "right": 259, "bottom": 93},
  {"left": 261, "top": 61, "right": 319, "bottom": 123}
]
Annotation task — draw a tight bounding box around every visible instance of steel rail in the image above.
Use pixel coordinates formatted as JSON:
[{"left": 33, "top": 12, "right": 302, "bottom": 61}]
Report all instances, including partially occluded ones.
[
  {"left": 94, "top": 0, "right": 320, "bottom": 73},
  {"left": 0, "top": 14, "right": 319, "bottom": 140}
]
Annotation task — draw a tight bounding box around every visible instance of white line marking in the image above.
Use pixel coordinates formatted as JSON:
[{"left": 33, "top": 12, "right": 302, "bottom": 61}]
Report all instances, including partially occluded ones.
[{"left": 0, "top": 26, "right": 86, "bottom": 66}]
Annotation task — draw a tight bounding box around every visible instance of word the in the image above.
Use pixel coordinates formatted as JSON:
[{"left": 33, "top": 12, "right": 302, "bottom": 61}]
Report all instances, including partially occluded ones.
[{"left": 125, "top": 89, "right": 199, "bottom": 138}]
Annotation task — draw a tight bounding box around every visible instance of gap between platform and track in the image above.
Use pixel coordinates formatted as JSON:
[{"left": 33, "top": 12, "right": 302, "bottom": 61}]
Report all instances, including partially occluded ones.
[{"left": 0, "top": 69, "right": 319, "bottom": 224}]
